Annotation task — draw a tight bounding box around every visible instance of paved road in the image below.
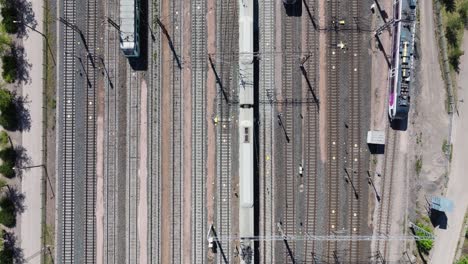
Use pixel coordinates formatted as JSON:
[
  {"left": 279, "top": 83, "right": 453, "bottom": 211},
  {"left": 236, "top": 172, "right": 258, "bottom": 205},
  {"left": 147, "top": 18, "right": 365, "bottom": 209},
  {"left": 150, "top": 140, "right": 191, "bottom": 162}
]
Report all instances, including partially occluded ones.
[
  {"left": 19, "top": 0, "right": 44, "bottom": 261},
  {"left": 430, "top": 31, "right": 468, "bottom": 264}
]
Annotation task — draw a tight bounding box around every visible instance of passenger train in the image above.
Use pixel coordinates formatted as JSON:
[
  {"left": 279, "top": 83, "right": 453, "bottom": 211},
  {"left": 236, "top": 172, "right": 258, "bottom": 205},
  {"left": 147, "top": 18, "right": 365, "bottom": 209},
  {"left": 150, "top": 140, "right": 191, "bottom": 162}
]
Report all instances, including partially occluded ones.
[
  {"left": 238, "top": 0, "right": 255, "bottom": 262},
  {"left": 388, "top": 0, "right": 416, "bottom": 120},
  {"left": 119, "top": 0, "right": 140, "bottom": 57}
]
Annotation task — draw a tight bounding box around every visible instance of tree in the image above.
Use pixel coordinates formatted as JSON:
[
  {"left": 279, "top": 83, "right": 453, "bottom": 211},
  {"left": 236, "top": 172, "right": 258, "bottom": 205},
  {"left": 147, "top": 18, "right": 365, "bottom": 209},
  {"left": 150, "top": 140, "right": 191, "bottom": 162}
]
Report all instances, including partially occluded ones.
[
  {"left": 0, "top": 89, "right": 13, "bottom": 111},
  {"left": 1, "top": 55, "right": 16, "bottom": 83},
  {"left": 0, "top": 25, "right": 11, "bottom": 55},
  {"left": 0, "top": 89, "right": 17, "bottom": 130},
  {"left": 0, "top": 147, "right": 16, "bottom": 178},
  {"left": 0, "top": 197, "right": 15, "bottom": 227},
  {"left": 0, "top": 3, "right": 18, "bottom": 34},
  {"left": 441, "top": 0, "right": 457, "bottom": 12}
]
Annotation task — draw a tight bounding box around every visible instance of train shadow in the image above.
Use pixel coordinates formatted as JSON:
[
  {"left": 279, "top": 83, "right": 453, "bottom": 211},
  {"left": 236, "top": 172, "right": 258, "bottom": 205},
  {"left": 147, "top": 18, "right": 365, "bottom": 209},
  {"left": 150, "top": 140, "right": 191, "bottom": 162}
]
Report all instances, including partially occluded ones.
[
  {"left": 390, "top": 116, "right": 408, "bottom": 131},
  {"left": 284, "top": 1, "right": 302, "bottom": 17},
  {"left": 128, "top": 0, "right": 149, "bottom": 71}
]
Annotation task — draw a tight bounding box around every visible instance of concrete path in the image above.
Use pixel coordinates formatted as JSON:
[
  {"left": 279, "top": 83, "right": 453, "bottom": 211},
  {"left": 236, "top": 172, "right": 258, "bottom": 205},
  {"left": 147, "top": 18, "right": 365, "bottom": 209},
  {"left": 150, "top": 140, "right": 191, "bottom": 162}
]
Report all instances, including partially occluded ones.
[
  {"left": 19, "top": 0, "right": 44, "bottom": 262},
  {"left": 430, "top": 31, "right": 468, "bottom": 264}
]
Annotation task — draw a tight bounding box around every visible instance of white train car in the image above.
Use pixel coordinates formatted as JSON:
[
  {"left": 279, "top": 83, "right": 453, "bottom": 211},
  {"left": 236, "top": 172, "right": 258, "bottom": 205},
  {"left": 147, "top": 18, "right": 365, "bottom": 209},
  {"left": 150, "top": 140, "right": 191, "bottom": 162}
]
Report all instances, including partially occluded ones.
[
  {"left": 120, "top": 0, "right": 140, "bottom": 57},
  {"left": 238, "top": 0, "right": 255, "bottom": 262}
]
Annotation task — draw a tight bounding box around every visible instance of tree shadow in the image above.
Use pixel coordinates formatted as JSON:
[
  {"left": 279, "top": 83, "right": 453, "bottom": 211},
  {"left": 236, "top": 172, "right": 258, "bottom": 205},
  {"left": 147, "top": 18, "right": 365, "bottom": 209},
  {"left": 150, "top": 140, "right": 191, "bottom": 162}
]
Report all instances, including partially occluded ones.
[
  {"left": 11, "top": 0, "right": 37, "bottom": 39},
  {"left": 12, "top": 93, "right": 31, "bottom": 131},
  {"left": 13, "top": 145, "right": 31, "bottom": 179},
  {"left": 2, "top": 230, "right": 25, "bottom": 263},
  {"left": 5, "top": 186, "right": 25, "bottom": 214},
  {"left": 11, "top": 45, "right": 31, "bottom": 85}
]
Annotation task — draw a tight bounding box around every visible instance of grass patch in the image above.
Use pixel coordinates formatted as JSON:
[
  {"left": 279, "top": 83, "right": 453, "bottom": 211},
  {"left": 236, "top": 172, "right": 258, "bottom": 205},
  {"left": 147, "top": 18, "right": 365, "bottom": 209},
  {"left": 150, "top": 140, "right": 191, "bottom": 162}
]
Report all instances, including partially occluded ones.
[
  {"left": 441, "top": 0, "right": 468, "bottom": 72},
  {"left": 415, "top": 221, "right": 434, "bottom": 255},
  {"left": 416, "top": 132, "right": 423, "bottom": 145},
  {"left": 0, "top": 179, "right": 6, "bottom": 189},
  {"left": 442, "top": 139, "right": 453, "bottom": 161},
  {"left": 415, "top": 156, "right": 423, "bottom": 175},
  {"left": 0, "top": 131, "right": 8, "bottom": 147}
]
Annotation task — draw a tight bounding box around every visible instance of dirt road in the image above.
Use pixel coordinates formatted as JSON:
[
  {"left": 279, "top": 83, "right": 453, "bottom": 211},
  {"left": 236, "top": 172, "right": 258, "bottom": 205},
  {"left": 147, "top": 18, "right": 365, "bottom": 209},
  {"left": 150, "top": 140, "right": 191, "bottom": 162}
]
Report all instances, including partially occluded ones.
[{"left": 430, "top": 31, "right": 468, "bottom": 264}]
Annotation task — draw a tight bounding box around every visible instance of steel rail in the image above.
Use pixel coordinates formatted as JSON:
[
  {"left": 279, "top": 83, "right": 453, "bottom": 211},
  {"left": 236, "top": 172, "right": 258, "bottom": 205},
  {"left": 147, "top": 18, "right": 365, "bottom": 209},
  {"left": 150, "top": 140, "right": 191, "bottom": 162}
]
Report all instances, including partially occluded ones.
[
  {"left": 191, "top": 0, "right": 208, "bottom": 262},
  {"left": 303, "top": 0, "right": 319, "bottom": 262},
  {"left": 214, "top": 0, "right": 238, "bottom": 262},
  {"left": 103, "top": 0, "right": 121, "bottom": 260},
  {"left": 170, "top": 0, "right": 184, "bottom": 261},
  {"left": 148, "top": 0, "right": 162, "bottom": 262},
  {"left": 125, "top": 67, "right": 141, "bottom": 264},
  {"left": 376, "top": 128, "right": 397, "bottom": 259},
  {"left": 326, "top": 0, "right": 340, "bottom": 259},
  {"left": 60, "top": 0, "right": 77, "bottom": 261},
  {"left": 258, "top": 0, "right": 275, "bottom": 262},
  {"left": 84, "top": 0, "right": 98, "bottom": 260}
]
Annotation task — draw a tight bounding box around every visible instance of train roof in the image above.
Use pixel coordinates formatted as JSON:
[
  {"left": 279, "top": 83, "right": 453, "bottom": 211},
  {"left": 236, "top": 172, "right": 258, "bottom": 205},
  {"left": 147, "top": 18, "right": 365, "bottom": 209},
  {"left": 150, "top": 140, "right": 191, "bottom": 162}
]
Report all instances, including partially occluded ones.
[{"left": 120, "top": 0, "right": 136, "bottom": 43}]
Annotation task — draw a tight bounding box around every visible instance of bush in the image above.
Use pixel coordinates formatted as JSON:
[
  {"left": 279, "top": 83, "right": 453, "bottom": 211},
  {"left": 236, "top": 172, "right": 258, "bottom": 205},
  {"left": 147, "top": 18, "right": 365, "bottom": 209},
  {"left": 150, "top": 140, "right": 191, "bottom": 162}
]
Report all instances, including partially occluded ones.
[
  {"left": 1, "top": 55, "right": 16, "bottom": 83},
  {"left": 446, "top": 14, "right": 463, "bottom": 47},
  {"left": 0, "top": 197, "right": 15, "bottom": 227},
  {"left": 459, "top": 0, "right": 468, "bottom": 26},
  {"left": 415, "top": 157, "right": 422, "bottom": 175},
  {"left": 415, "top": 222, "right": 434, "bottom": 255},
  {"left": 449, "top": 47, "right": 465, "bottom": 72}
]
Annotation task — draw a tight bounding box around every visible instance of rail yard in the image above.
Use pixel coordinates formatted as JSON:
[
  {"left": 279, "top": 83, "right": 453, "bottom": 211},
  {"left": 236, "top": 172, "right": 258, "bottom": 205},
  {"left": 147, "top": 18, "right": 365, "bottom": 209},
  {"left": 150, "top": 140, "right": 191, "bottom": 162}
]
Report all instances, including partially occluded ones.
[{"left": 53, "top": 0, "right": 426, "bottom": 263}]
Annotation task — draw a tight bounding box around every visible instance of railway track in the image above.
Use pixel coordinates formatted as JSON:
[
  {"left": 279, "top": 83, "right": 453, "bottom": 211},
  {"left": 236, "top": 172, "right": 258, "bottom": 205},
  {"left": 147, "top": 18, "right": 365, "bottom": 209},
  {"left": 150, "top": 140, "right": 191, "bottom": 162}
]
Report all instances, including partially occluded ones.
[
  {"left": 258, "top": 0, "right": 275, "bottom": 262},
  {"left": 344, "top": 0, "right": 363, "bottom": 262},
  {"left": 376, "top": 128, "right": 397, "bottom": 259},
  {"left": 60, "top": 0, "right": 77, "bottom": 261},
  {"left": 84, "top": 0, "right": 98, "bottom": 260},
  {"left": 126, "top": 67, "right": 140, "bottom": 263},
  {"left": 303, "top": 0, "right": 319, "bottom": 262},
  {"left": 326, "top": 0, "right": 341, "bottom": 260},
  {"left": 346, "top": 7, "right": 363, "bottom": 263},
  {"left": 214, "top": 0, "right": 238, "bottom": 262},
  {"left": 280, "top": 3, "right": 301, "bottom": 262},
  {"left": 148, "top": 0, "right": 162, "bottom": 262},
  {"left": 170, "top": 0, "right": 184, "bottom": 261},
  {"left": 103, "top": 0, "right": 121, "bottom": 260},
  {"left": 191, "top": 0, "right": 207, "bottom": 262}
]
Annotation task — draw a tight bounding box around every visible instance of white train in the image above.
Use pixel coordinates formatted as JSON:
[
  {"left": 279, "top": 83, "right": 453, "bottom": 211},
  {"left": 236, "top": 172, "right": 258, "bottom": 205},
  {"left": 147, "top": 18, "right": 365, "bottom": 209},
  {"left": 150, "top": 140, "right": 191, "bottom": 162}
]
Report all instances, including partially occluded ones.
[
  {"left": 238, "top": 0, "right": 255, "bottom": 262},
  {"left": 119, "top": 0, "right": 140, "bottom": 57}
]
